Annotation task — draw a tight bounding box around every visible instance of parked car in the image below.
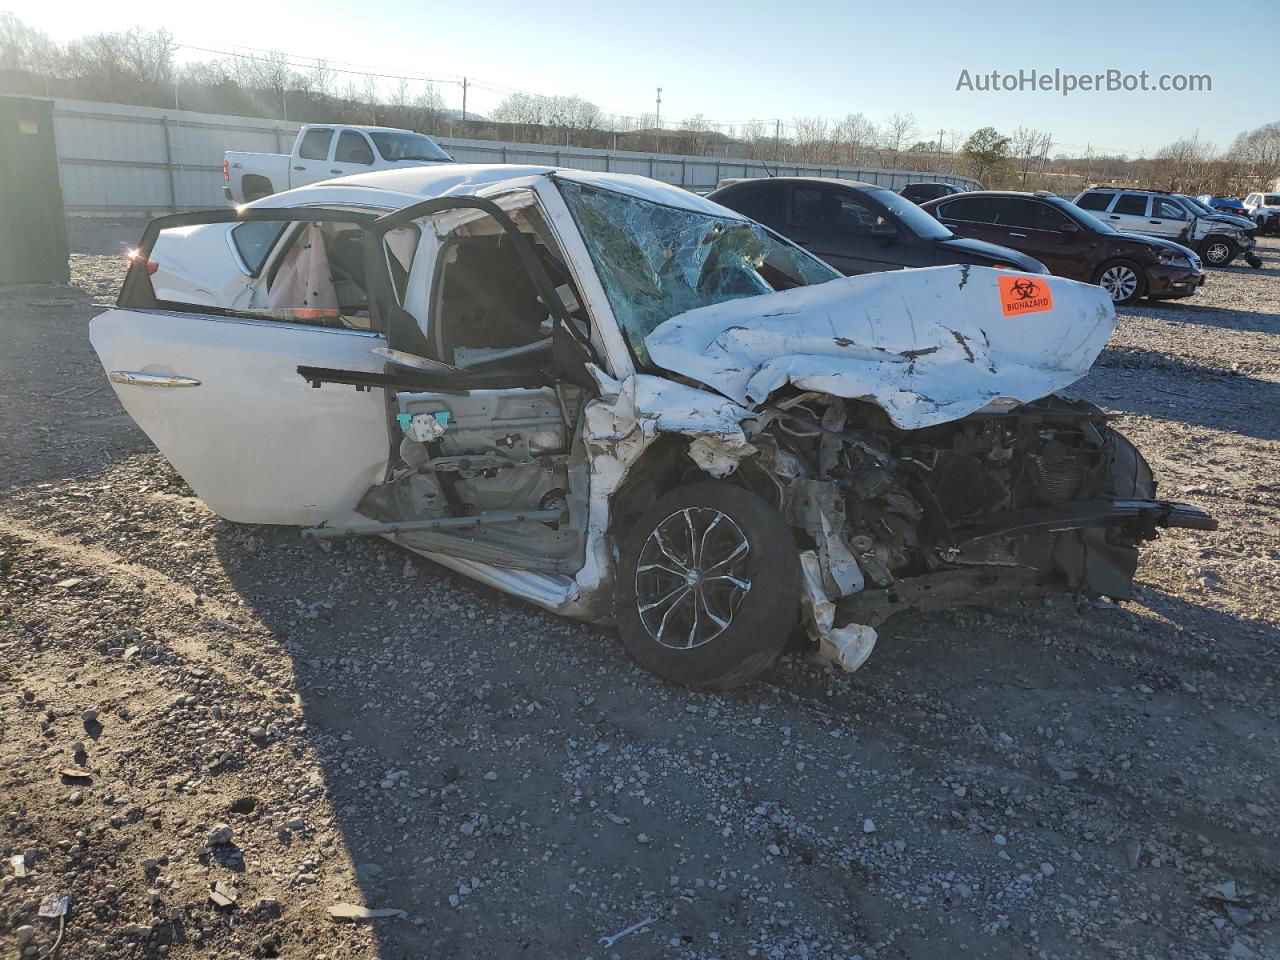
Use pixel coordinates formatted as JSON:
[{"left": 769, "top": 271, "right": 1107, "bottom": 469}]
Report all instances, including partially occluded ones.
[
  {"left": 93, "top": 166, "right": 1214, "bottom": 690},
  {"left": 899, "top": 182, "right": 964, "bottom": 204},
  {"left": 223, "top": 124, "right": 453, "bottom": 203},
  {"left": 1072, "top": 187, "right": 1260, "bottom": 268},
  {"left": 707, "top": 177, "right": 1047, "bottom": 276},
  {"left": 1197, "top": 195, "right": 1249, "bottom": 219},
  {"left": 920, "top": 190, "right": 1205, "bottom": 304},
  {"left": 1243, "top": 191, "right": 1280, "bottom": 233},
  {"left": 1176, "top": 194, "right": 1257, "bottom": 235}
]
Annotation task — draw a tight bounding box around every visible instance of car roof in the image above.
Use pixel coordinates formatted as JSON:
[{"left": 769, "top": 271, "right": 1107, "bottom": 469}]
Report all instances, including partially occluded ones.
[
  {"left": 253, "top": 164, "right": 747, "bottom": 218},
  {"left": 713, "top": 176, "right": 883, "bottom": 192}
]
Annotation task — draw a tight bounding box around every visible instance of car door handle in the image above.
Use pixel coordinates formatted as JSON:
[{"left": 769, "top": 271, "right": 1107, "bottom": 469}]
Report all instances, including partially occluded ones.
[
  {"left": 1149, "top": 220, "right": 1162, "bottom": 224},
  {"left": 330, "top": 168, "right": 342, "bottom": 174},
  {"left": 293, "top": 165, "right": 306, "bottom": 171},
  {"left": 109, "top": 371, "right": 202, "bottom": 388},
  {"left": 1007, "top": 232, "right": 1027, "bottom": 238},
  {"left": 1108, "top": 215, "right": 1120, "bottom": 220}
]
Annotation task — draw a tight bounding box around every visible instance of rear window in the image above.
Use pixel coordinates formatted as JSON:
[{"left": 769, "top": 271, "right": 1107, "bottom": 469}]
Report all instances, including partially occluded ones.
[
  {"left": 1075, "top": 192, "right": 1113, "bottom": 211},
  {"left": 938, "top": 196, "right": 999, "bottom": 223},
  {"left": 1267, "top": 195, "right": 1280, "bottom": 205},
  {"left": 298, "top": 128, "right": 334, "bottom": 161},
  {"left": 230, "top": 220, "right": 287, "bottom": 275}
]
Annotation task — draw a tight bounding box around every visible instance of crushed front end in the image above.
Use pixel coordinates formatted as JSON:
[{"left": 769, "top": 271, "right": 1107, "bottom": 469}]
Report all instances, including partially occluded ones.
[{"left": 752, "top": 390, "right": 1216, "bottom": 670}]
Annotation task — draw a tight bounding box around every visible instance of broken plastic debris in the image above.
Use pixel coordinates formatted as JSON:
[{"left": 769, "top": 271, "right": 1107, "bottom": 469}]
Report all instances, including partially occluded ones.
[
  {"left": 327, "top": 903, "right": 407, "bottom": 921},
  {"left": 60, "top": 768, "right": 92, "bottom": 781},
  {"left": 39, "top": 894, "right": 70, "bottom": 918},
  {"left": 599, "top": 915, "right": 654, "bottom": 948},
  {"left": 209, "top": 881, "right": 239, "bottom": 907},
  {"left": 10, "top": 854, "right": 28, "bottom": 877}
]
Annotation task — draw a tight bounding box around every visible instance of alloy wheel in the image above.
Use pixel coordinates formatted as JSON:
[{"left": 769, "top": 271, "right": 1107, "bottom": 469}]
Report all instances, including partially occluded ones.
[
  {"left": 1204, "top": 242, "right": 1232, "bottom": 265},
  {"left": 1099, "top": 264, "right": 1139, "bottom": 301},
  {"left": 634, "top": 507, "right": 752, "bottom": 649}
]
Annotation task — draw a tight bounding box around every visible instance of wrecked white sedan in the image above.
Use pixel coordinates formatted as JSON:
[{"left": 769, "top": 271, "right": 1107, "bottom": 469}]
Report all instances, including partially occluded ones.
[{"left": 91, "top": 165, "right": 1215, "bottom": 689}]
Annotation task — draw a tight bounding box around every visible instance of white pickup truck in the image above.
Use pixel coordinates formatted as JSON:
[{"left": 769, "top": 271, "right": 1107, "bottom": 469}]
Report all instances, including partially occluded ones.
[{"left": 223, "top": 124, "right": 453, "bottom": 203}]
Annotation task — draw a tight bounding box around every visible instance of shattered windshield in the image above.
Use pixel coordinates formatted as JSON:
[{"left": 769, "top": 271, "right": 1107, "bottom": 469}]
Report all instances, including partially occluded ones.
[{"left": 557, "top": 179, "right": 838, "bottom": 365}]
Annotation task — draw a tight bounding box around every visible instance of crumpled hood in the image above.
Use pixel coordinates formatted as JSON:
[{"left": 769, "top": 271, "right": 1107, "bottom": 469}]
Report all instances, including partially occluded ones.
[{"left": 644, "top": 264, "right": 1116, "bottom": 430}]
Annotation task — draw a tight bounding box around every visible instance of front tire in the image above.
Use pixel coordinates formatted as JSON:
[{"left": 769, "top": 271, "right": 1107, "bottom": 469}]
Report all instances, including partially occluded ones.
[
  {"left": 1095, "top": 259, "right": 1146, "bottom": 305},
  {"left": 616, "top": 482, "right": 800, "bottom": 690},
  {"left": 1199, "top": 236, "right": 1238, "bottom": 267}
]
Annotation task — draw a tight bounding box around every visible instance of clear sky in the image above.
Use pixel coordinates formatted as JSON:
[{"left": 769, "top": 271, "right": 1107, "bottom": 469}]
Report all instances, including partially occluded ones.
[{"left": 11, "top": 0, "right": 1278, "bottom": 156}]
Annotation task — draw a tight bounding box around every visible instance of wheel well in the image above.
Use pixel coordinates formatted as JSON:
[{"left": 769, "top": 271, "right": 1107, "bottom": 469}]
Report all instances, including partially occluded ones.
[
  {"left": 608, "top": 437, "right": 781, "bottom": 542},
  {"left": 241, "top": 174, "right": 274, "bottom": 199}
]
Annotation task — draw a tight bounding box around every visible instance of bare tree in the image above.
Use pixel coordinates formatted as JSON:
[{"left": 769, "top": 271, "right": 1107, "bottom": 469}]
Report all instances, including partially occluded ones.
[{"left": 877, "top": 112, "right": 918, "bottom": 168}]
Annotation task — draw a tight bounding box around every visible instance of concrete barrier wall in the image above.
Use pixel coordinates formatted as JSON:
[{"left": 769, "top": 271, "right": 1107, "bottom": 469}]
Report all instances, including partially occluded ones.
[{"left": 42, "top": 97, "right": 981, "bottom": 215}]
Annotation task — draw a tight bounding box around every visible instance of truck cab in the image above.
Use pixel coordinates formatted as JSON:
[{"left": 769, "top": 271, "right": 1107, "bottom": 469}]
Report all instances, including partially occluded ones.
[{"left": 224, "top": 124, "right": 453, "bottom": 203}]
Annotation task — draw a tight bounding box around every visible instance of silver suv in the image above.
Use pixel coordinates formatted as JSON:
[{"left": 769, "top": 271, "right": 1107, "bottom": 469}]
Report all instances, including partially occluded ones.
[{"left": 1073, "top": 187, "right": 1260, "bottom": 268}]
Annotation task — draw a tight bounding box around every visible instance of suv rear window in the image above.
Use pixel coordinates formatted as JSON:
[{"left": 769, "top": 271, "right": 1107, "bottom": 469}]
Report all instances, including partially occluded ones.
[{"left": 1075, "top": 192, "right": 1114, "bottom": 211}]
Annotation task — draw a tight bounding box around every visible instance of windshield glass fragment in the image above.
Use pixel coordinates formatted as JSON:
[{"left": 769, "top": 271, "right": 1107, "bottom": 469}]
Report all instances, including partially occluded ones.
[{"left": 557, "top": 179, "right": 837, "bottom": 364}]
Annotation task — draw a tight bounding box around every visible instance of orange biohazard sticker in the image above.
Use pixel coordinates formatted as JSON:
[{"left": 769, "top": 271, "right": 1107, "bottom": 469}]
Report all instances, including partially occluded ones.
[{"left": 998, "top": 275, "right": 1054, "bottom": 317}]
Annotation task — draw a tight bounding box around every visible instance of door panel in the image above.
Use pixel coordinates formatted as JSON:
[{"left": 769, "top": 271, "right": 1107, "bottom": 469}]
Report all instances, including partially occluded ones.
[
  {"left": 1106, "top": 194, "right": 1151, "bottom": 234},
  {"left": 292, "top": 127, "right": 336, "bottom": 186},
  {"left": 91, "top": 310, "right": 389, "bottom": 525},
  {"left": 93, "top": 207, "right": 393, "bottom": 526},
  {"left": 329, "top": 130, "right": 378, "bottom": 180},
  {"left": 1146, "top": 197, "right": 1190, "bottom": 239}
]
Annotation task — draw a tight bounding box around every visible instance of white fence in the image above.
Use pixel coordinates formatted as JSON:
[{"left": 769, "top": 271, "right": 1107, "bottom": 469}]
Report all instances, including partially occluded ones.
[{"left": 45, "top": 97, "right": 981, "bottom": 216}]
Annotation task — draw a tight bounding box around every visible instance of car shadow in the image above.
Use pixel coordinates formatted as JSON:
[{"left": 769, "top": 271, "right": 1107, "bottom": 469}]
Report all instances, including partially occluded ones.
[
  {"left": 1086, "top": 350, "right": 1280, "bottom": 441},
  {"left": 1123, "top": 298, "right": 1279, "bottom": 336}
]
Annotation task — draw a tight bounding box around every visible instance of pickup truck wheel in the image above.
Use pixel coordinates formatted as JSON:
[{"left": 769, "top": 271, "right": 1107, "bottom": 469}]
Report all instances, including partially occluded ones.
[
  {"left": 1199, "top": 236, "right": 1237, "bottom": 267},
  {"left": 1095, "top": 260, "right": 1145, "bottom": 305},
  {"left": 616, "top": 481, "right": 800, "bottom": 690},
  {"left": 241, "top": 175, "right": 274, "bottom": 203}
]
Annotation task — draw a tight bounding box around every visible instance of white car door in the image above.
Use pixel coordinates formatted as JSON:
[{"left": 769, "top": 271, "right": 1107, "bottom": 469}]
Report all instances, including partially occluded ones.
[
  {"left": 1105, "top": 193, "right": 1153, "bottom": 234},
  {"left": 1146, "top": 197, "right": 1190, "bottom": 240},
  {"left": 90, "top": 208, "right": 396, "bottom": 526}
]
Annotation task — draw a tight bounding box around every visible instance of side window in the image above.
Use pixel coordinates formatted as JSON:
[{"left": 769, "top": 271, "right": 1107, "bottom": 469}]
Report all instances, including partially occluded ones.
[
  {"left": 1032, "top": 203, "right": 1076, "bottom": 231},
  {"left": 940, "top": 196, "right": 998, "bottom": 223},
  {"left": 834, "top": 195, "right": 886, "bottom": 233},
  {"left": 1075, "top": 191, "right": 1114, "bottom": 211},
  {"left": 143, "top": 218, "right": 390, "bottom": 332},
  {"left": 229, "top": 220, "right": 287, "bottom": 275},
  {"left": 1153, "top": 198, "right": 1186, "bottom": 220},
  {"left": 430, "top": 205, "right": 582, "bottom": 371},
  {"left": 1112, "top": 194, "right": 1149, "bottom": 216},
  {"left": 724, "top": 184, "right": 784, "bottom": 227},
  {"left": 298, "top": 128, "right": 333, "bottom": 161},
  {"left": 790, "top": 186, "right": 844, "bottom": 231},
  {"left": 990, "top": 198, "right": 1040, "bottom": 228},
  {"left": 335, "top": 130, "right": 375, "bottom": 165}
]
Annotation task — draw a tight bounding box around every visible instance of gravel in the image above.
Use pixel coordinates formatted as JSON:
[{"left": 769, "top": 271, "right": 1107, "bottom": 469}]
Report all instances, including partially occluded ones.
[{"left": 0, "top": 228, "right": 1275, "bottom": 959}]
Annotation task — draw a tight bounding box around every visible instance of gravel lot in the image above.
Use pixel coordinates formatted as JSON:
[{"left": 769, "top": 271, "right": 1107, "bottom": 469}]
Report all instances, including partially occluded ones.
[{"left": 1, "top": 225, "right": 1276, "bottom": 960}]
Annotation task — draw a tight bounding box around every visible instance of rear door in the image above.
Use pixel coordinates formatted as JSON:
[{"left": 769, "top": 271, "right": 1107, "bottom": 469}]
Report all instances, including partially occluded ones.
[
  {"left": 291, "top": 127, "right": 336, "bottom": 186},
  {"left": 933, "top": 195, "right": 1008, "bottom": 247},
  {"left": 993, "top": 198, "right": 1084, "bottom": 277},
  {"left": 1106, "top": 193, "right": 1152, "bottom": 234},
  {"left": 90, "top": 207, "right": 398, "bottom": 526}
]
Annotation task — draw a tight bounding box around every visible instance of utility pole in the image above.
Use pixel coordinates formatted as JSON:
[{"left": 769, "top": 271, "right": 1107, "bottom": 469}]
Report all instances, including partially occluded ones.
[
  {"left": 655, "top": 87, "right": 662, "bottom": 153},
  {"left": 774, "top": 119, "right": 781, "bottom": 162},
  {"left": 461, "top": 77, "right": 468, "bottom": 130},
  {"left": 936, "top": 128, "right": 944, "bottom": 172}
]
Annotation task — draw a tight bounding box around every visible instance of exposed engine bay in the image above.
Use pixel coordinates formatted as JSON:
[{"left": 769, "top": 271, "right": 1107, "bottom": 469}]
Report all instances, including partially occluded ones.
[{"left": 757, "top": 391, "right": 1157, "bottom": 606}]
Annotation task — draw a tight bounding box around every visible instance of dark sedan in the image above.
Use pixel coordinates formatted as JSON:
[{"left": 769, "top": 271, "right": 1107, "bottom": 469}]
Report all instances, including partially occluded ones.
[
  {"left": 900, "top": 181, "right": 964, "bottom": 204},
  {"left": 707, "top": 177, "right": 1046, "bottom": 276},
  {"left": 920, "top": 191, "right": 1205, "bottom": 305}
]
